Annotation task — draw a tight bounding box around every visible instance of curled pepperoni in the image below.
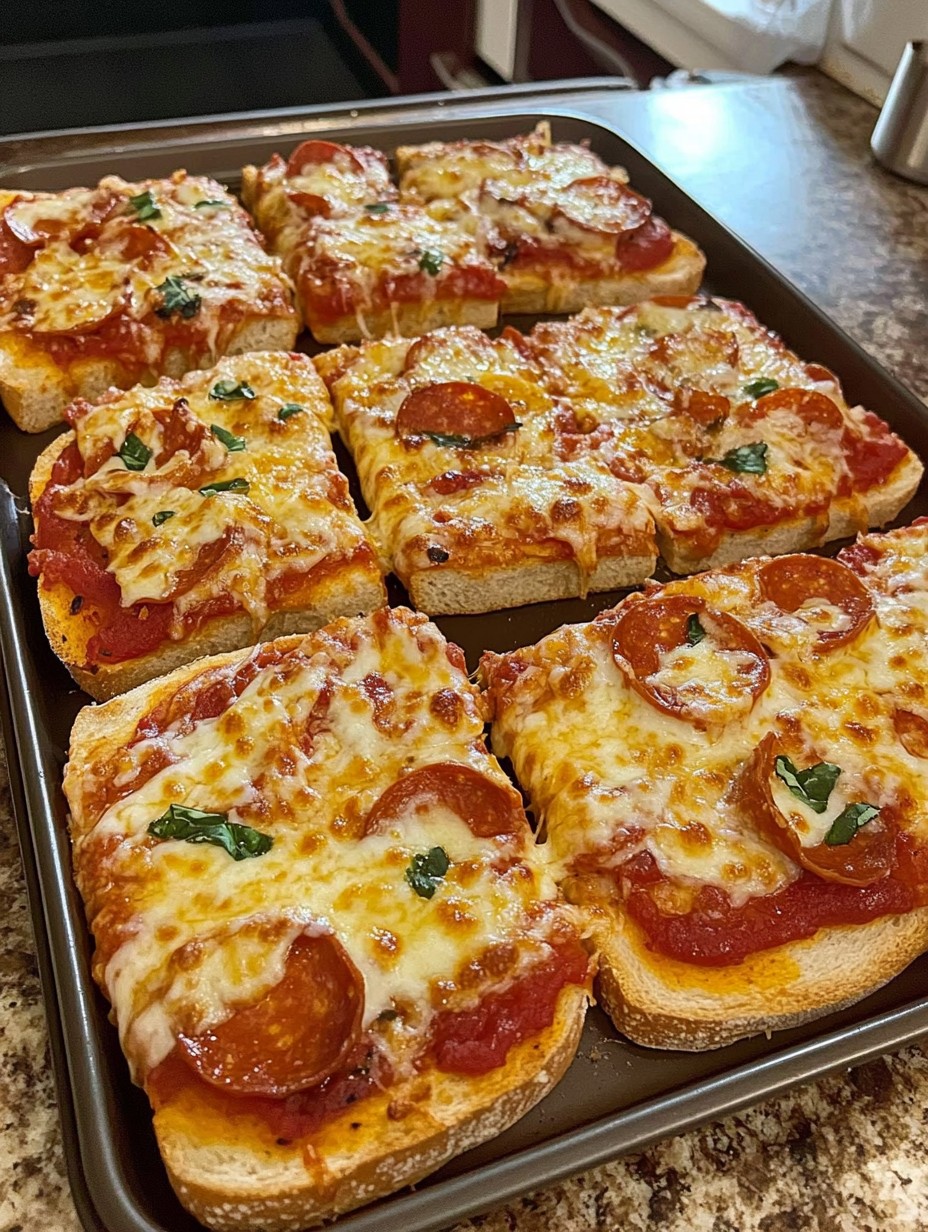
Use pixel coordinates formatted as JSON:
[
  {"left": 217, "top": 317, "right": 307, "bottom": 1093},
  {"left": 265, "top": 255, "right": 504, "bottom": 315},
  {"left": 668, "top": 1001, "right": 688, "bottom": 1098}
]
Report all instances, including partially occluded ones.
[
  {"left": 396, "top": 382, "right": 516, "bottom": 442},
  {"left": 894, "top": 709, "right": 928, "bottom": 760},
  {"left": 612, "top": 594, "right": 770, "bottom": 728},
  {"left": 286, "top": 188, "right": 331, "bottom": 217},
  {"left": 672, "top": 387, "right": 730, "bottom": 425},
  {"left": 364, "top": 762, "right": 525, "bottom": 839},
  {"left": 614, "top": 215, "right": 674, "bottom": 271},
  {"left": 750, "top": 387, "right": 844, "bottom": 432},
  {"left": 805, "top": 362, "right": 842, "bottom": 394},
  {"left": 286, "top": 139, "right": 364, "bottom": 177},
  {"left": 554, "top": 176, "right": 651, "bottom": 235},
  {"left": 178, "top": 933, "right": 363, "bottom": 1097},
  {"left": 0, "top": 214, "right": 37, "bottom": 274},
  {"left": 736, "top": 732, "right": 893, "bottom": 887},
  {"left": 757, "top": 555, "right": 873, "bottom": 651}
]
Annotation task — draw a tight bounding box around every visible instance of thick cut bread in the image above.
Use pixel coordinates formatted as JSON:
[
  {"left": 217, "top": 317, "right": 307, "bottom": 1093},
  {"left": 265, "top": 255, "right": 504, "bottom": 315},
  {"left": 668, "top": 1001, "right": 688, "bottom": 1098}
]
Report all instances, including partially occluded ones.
[
  {"left": 154, "top": 984, "right": 586, "bottom": 1232},
  {"left": 592, "top": 905, "right": 928, "bottom": 1051},
  {"left": 64, "top": 610, "right": 591, "bottom": 1230},
  {"left": 500, "top": 234, "right": 705, "bottom": 316},
  {"left": 29, "top": 353, "right": 385, "bottom": 699},
  {"left": 309, "top": 297, "right": 498, "bottom": 346},
  {"left": 484, "top": 525, "right": 928, "bottom": 1051},
  {"left": 0, "top": 174, "right": 299, "bottom": 433}
]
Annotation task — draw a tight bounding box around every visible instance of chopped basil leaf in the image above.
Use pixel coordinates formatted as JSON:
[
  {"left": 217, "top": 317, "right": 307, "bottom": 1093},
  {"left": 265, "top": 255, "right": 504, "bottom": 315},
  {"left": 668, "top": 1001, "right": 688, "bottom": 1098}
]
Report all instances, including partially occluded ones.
[
  {"left": 200, "top": 477, "right": 250, "bottom": 497},
  {"left": 364, "top": 202, "right": 391, "bottom": 214},
  {"left": 210, "top": 423, "right": 246, "bottom": 452},
  {"left": 686, "top": 613, "right": 706, "bottom": 646},
  {"left": 155, "top": 275, "right": 201, "bottom": 320},
  {"left": 118, "top": 432, "right": 152, "bottom": 472},
  {"left": 278, "top": 403, "right": 305, "bottom": 420},
  {"left": 152, "top": 510, "right": 175, "bottom": 527},
  {"left": 418, "top": 248, "right": 445, "bottom": 276},
  {"left": 824, "top": 802, "right": 880, "bottom": 846},
  {"left": 424, "top": 422, "right": 521, "bottom": 450},
  {"left": 147, "top": 803, "right": 272, "bottom": 861},
  {"left": 128, "top": 189, "right": 162, "bottom": 222},
  {"left": 194, "top": 199, "right": 230, "bottom": 209},
  {"left": 743, "top": 377, "right": 780, "bottom": 399},
  {"left": 405, "top": 846, "right": 450, "bottom": 899},
  {"left": 715, "top": 441, "right": 768, "bottom": 474},
  {"left": 775, "top": 755, "right": 841, "bottom": 815},
  {"left": 209, "top": 380, "right": 256, "bottom": 401}
]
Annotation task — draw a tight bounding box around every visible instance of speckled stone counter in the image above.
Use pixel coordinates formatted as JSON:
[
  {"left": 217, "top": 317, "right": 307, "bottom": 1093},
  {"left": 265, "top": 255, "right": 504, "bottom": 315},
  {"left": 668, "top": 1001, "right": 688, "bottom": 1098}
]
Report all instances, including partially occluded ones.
[{"left": 3, "top": 71, "right": 928, "bottom": 1232}]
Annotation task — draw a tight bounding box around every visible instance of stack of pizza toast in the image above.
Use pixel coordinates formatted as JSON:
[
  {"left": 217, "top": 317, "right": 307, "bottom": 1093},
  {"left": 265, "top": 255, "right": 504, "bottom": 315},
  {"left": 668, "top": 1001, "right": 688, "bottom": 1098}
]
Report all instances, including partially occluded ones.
[{"left": 5, "top": 125, "right": 928, "bottom": 1232}]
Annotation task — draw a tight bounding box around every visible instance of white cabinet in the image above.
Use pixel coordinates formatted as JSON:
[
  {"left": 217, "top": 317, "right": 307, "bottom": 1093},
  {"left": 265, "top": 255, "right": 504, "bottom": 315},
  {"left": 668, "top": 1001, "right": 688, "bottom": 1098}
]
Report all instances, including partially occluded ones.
[{"left": 819, "top": 0, "right": 928, "bottom": 104}]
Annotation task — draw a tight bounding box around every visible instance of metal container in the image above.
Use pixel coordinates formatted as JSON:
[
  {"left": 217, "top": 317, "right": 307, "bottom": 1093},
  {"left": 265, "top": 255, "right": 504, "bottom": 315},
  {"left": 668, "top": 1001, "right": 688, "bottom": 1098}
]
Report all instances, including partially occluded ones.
[
  {"left": 2, "top": 82, "right": 928, "bottom": 1232},
  {"left": 871, "top": 40, "right": 928, "bottom": 185}
]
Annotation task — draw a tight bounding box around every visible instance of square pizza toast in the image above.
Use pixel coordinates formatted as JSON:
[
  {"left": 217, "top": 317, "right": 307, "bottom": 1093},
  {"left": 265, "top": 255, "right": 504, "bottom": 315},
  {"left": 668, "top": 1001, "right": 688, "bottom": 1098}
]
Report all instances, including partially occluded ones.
[
  {"left": 28, "top": 351, "right": 385, "bottom": 699},
  {"left": 482, "top": 521, "right": 928, "bottom": 1050},
  {"left": 317, "top": 297, "right": 920, "bottom": 614},
  {"left": 242, "top": 125, "right": 704, "bottom": 343},
  {"left": 0, "top": 172, "right": 299, "bottom": 432}
]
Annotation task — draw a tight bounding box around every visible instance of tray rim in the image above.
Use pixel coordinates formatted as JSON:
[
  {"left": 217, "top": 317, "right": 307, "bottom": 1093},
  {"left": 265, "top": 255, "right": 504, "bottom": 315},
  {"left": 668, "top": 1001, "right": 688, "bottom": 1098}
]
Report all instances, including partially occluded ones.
[{"left": 2, "top": 82, "right": 928, "bottom": 1232}]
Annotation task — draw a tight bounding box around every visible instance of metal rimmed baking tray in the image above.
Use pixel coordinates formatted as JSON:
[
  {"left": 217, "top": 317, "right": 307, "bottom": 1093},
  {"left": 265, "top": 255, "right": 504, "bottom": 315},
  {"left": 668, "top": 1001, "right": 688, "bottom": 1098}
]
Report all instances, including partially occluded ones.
[{"left": 2, "top": 82, "right": 928, "bottom": 1232}]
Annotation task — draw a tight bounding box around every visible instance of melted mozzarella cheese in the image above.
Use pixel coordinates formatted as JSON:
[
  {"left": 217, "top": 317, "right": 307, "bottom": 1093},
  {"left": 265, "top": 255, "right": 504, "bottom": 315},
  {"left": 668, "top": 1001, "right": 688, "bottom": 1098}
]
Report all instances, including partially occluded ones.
[{"left": 67, "top": 612, "right": 570, "bottom": 1081}]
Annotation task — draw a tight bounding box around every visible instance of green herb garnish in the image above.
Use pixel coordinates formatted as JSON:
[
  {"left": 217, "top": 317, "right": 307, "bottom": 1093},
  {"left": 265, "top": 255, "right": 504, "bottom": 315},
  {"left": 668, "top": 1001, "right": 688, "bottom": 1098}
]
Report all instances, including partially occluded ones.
[
  {"left": 147, "top": 804, "right": 272, "bottom": 861},
  {"left": 424, "top": 422, "right": 521, "bottom": 450},
  {"left": 405, "top": 846, "right": 450, "bottom": 899},
  {"left": 210, "top": 423, "right": 246, "bottom": 452},
  {"left": 199, "top": 477, "right": 250, "bottom": 497},
  {"left": 775, "top": 755, "right": 841, "bottom": 815},
  {"left": 278, "top": 403, "right": 305, "bottom": 420},
  {"left": 364, "top": 202, "right": 391, "bottom": 214},
  {"left": 686, "top": 613, "right": 706, "bottom": 646},
  {"left": 824, "top": 802, "right": 880, "bottom": 846},
  {"left": 194, "top": 199, "right": 230, "bottom": 209},
  {"left": 418, "top": 248, "right": 445, "bottom": 276},
  {"left": 152, "top": 510, "right": 175, "bottom": 527},
  {"left": 128, "top": 189, "right": 162, "bottom": 222},
  {"left": 155, "top": 276, "right": 201, "bottom": 320},
  {"left": 743, "top": 377, "right": 780, "bottom": 399},
  {"left": 209, "top": 380, "right": 256, "bottom": 402},
  {"left": 714, "top": 441, "right": 768, "bottom": 474},
  {"left": 118, "top": 433, "right": 151, "bottom": 472}
]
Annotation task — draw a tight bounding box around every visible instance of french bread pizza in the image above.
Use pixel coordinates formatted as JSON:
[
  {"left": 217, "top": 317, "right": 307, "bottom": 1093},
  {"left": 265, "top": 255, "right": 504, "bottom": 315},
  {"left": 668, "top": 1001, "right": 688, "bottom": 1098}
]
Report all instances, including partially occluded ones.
[
  {"left": 0, "top": 173, "right": 298, "bottom": 432},
  {"left": 63, "top": 606, "right": 591, "bottom": 1230},
  {"left": 29, "top": 352, "right": 385, "bottom": 699},
  {"left": 242, "top": 124, "right": 704, "bottom": 343},
  {"left": 316, "top": 326, "right": 659, "bottom": 614},
  {"left": 394, "top": 121, "right": 705, "bottom": 314},
  {"left": 482, "top": 522, "right": 928, "bottom": 1050}
]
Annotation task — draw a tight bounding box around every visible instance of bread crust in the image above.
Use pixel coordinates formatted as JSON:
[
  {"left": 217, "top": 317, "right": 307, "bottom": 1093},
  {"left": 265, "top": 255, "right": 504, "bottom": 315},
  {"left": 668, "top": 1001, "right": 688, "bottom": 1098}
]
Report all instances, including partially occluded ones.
[
  {"left": 500, "top": 234, "right": 706, "bottom": 316},
  {"left": 590, "top": 903, "right": 928, "bottom": 1051},
  {"left": 307, "top": 297, "right": 498, "bottom": 346}
]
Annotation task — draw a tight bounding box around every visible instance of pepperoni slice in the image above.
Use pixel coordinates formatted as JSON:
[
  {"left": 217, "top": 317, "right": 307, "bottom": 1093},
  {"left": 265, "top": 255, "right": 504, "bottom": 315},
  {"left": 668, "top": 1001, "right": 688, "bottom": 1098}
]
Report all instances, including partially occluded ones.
[
  {"left": 612, "top": 594, "right": 770, "bottom": 728},
  {"left": 750, "top": 387, "right": 844, "bottom": 432},
  {"left": 553, "top": 176, "right": 651, "bottom": 235},
  {"left": 737, "top": 732, "right": 894, "bottom": 888},
  {"left": 178, "top": 933, "right": 363, "bottom": 1097},
  {"left": 396, "top": 382, "right": 516, "bottom": 442},
  {"left": 286, "top": 139, "right": 364, "bottom": 177},
  {"left": 894, "top": 709, "right": 928, "bottom": 759},
  {"left": 364, "top": 762, "right": 525, "bottom": 839},
  {"left": 0, "top": 214, "right": 37, "bottom": 275},
  {"left": 757, "top": 556, "right": 873, "bottom": 651},
  {"left": 672, "top": 387, "right": 730, "bottom": 425},
  {"left": 286, "top": 188, "right": 331, "bottom": 218},
  {"left": 614, "top": 215, "right": 674, "bottom": 271}
]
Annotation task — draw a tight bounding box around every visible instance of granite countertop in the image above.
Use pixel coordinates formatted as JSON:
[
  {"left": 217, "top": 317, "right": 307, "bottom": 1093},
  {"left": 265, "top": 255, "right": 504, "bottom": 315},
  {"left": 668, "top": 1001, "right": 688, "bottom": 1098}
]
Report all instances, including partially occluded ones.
[{"left": 3, "top": 70, "right": 928, "bottom": 1232}]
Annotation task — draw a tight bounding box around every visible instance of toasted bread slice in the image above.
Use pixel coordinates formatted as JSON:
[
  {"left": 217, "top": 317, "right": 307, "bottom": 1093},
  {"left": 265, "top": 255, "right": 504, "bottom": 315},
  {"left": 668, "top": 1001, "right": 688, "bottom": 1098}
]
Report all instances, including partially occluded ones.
[{"left": 307, "top": 296, "right": 498, "bottom": 346}]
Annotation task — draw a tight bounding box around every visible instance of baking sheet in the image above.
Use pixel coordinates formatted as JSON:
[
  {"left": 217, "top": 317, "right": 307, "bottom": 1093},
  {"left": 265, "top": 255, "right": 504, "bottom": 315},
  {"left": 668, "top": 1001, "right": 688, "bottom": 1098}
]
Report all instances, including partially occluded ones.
[{"left": 2, "top": 84, "right": 927, "bottom": 1232}]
